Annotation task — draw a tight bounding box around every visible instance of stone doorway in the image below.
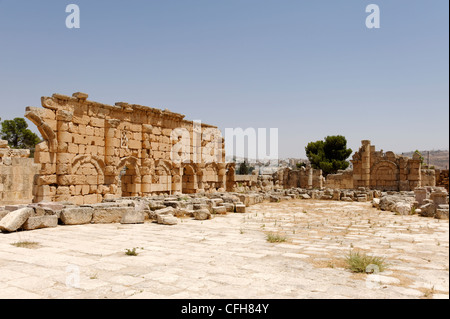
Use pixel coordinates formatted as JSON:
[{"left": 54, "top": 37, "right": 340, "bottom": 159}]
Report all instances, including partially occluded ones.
[
  {"left": 117, "top": 157, "right": 141, "bottom": 197},
  {"left": 182, "top": 165, "right": 197, "bottom": 194}
]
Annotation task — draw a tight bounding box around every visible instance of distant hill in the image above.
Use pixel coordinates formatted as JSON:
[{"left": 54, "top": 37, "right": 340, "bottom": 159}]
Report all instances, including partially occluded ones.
[{"left": 400, "top": 150, "right": 449, "bottom": 170}]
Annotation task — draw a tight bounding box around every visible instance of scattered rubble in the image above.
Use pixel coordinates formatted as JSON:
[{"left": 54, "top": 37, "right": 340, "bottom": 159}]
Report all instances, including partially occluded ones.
[{"left": 1, "top": 186, "right": 448, "bottom": 233}]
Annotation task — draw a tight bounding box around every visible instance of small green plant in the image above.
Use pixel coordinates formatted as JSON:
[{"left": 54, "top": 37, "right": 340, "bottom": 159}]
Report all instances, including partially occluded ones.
[
  {"left": 125, "top": 247, "right": 138, "bottom": 256},
  {"left": 11, "top": 241, "right": 40, "bottom": 249},
  {"left": 302, "top": 210, "right": 308, "bottom": 214},
  {"left": 239, "top": 228, "right": 244, "bottom": 234},
  {"left": 266, "top": 233, "right": 287, "bottom": 243},
  {"left": 345, "top": 250, "right": 387, "bottom": 273},
  {"left": 410, "top": 206, "right": 417, "bottom": 215},
  {"left": 90, "top": 273, "right": 98, "bottom": 279}
]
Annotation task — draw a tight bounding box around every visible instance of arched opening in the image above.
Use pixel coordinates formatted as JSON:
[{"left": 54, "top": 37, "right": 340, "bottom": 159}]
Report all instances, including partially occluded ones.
[
  {"left": 117, "top": 157, "right": 141, "bottom": 197},
  {"left": 153, "top": 160, "right": 172, "bottom": 194},
  {"left": 182, "top": 165, "right": 197, "bottom": 194},
  {"left": 119, "top": 165, "right": 139, "bottom": 197},
  {"left": 371, "top": 160, "right": 399, "bottom": 191}
]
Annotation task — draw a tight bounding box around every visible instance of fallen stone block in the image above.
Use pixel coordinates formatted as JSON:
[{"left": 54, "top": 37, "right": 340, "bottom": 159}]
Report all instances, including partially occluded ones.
[
  {"left": 269, "top": 195, "right": 280, "bottom": 203},
  {"left": 212, "top": 206, "right": 227, "bottom": 215},
  {"left": 0, "top": 210, "right": 9, "bottom": 220},
  {"left": 156, "top": 214, "right": 178, "bottom": 225},
  {"left": 436, "top": 205, "right": 449, "bottom": 220},
  {"left": 164, "top": 201, "right": 181, "bottom": 209},
  {"left": 173, "top": 208, "right": 191, "bottom": 218},
  {"left": 300, "top": 194, "right": 311, "bottom": 199},
  {"left": 0, "top": 207, "right": 34, "bottom": 232},
  {"left": 193, "top": 209, "right": 211, "bottom": 220},
  {"left": 235, "top": 204, "right": 246, "bottom": 213},
  {"left": 223, "top": 203, "right": 235, "bottom": 212},
  {"left": 153, "top": 206, "right": 175, "bottom": 216},
  {"left": 148, "top": 200, "right": 166, "bottom": 211},
  {"left": 92, "top": 207, "right": 134, "bottom": 224},
  {"left": 23, "top": 215, "right": 58, "bottom": 230},
  {"left": 120, "top": 210, "right": 145, "bottom": 224},
  {"left": 357, "top": 194, "right": 368, "bottom": 202},
  {"left": 372, "top": 198, "right": 381, "bottom": 208},
  {"left": 418, "top": 203, "right": 436, "bottom": 218},
  {"left": 394, "top": 202, "right": 412, "bottom": 215},
  {"left": 211, "top": 198, "right": 224, "bottom": 207},
  {"left": 60, "top": 207, "right": 93, "bottom": 225}
]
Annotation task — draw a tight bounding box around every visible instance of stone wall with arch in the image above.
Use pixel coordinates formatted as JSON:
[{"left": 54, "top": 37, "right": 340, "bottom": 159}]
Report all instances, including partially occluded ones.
[{"left": 26, "top": 92, "right": 228, "bottom": 204}]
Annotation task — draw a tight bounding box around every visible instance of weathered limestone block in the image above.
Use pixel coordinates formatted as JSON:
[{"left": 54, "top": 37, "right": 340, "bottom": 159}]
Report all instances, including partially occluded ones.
[
  {"left": 436, "top": 205, "right": 449, "bottom": 220},
  {"left": 223, "top": 203, "right": 235, "bottom": 212},
  {"left": 379, "top": 195, "right": 413, "bottom": 212},
  {"left": 150, "top": 206, "right": 172, "bottom": 220},
  {"left": 60, "top": 207, "right": 93, "bottom": 225},
  {"left": 357, "top": 194, "right": 368, "bottom": 202},
  {"left": 22, "top": 215, "right": 58, "bottom": 230},
  {"left": 164, "top": 201, "right": 181, "bottom": 209},
  {"left": 156, "top": 214, "right": 178, "bottom": 225},
  {"left": 154, "top": 206, "right": 175, "bottom": 215},
  {"left": 0, "top": 210, "right": 9, "bottom": 220},
  {"left": 418, "top": 203, "right": 436, "bottom": 218},
  {"left": 211, "top": 198, "right": 224, "bottom": 207},
  {"left": 430, "top": 191, "right": 448, "bottom": 206},
  {"left": 300, "top": 193, "right": 311, "bottom": 199},
  {"left": 193, "top": 209, "right": 211, "bottom": 220},
  {"left": 212, "top": 206, "right": 227, "bottom": 215},
  {"left": 414, "top": 188, "right": 428, "bottom": 206},
  {"left": 0, "top": 207, "right": 34, "bottom": 232},
  {"left": 394, "top": 202, "right": 412, "bottom": 215},
  {"left": 269, "top": 195, "right": 280, "bottom": 203},
  {"left": 372, "top": 198, "right": 381, "bottom": 209},
  {"left": 148, "top": 201, "right": 166, "bottom": 211},
  {"left": 92, "top": 206, "right": 134, "bottom": 224},
  {"left": 120, "top": 210, "right": 145, "bottom": 224},
  {"left": 235, "top": 204, "right": 246, "bottom": 213}
]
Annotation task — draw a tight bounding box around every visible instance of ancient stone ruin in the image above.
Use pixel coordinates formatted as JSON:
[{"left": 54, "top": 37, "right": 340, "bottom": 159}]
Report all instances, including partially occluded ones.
[
  {"left": 0, "top": 140, "right": 40, "bottom": 205},
  {"left": 326, "top": 140, "right": 436, "bottom": 191},
  {"left": 0, "top": 92, "right": 448, "bottom": 234},
  {"left": 25, "top": 92, "right": 232, "bottom": 205}
]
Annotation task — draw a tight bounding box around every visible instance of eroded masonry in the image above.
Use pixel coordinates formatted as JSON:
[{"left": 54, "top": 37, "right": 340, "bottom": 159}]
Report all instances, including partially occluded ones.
[
  {"left": 26, "top": 92, "right": 235, "bottom": 205},
  {"left": 325, "top": 140, "right": 438, "bottom": 191}
]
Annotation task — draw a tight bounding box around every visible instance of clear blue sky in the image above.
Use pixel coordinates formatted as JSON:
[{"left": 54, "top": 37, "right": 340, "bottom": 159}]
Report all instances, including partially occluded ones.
[{"left": 0, "top": 0, "right": 448, "bottom": 158}]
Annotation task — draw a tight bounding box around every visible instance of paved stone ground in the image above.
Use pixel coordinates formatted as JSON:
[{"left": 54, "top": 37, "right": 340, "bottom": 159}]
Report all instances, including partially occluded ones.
[{"left": 0, "top": 199, "right": 448, "bottom": 299}]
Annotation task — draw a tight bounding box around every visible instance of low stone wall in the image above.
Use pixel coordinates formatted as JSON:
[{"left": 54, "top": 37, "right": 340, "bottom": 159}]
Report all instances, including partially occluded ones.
[
  {"left": 2, "top": 186, "right": 447, "bottom": 233},
  {"left": 324, "top": 169, "right": 354, "bottom": 189},
  {"left": 0, "top": 141, "right": 41, "bottom": 205}
]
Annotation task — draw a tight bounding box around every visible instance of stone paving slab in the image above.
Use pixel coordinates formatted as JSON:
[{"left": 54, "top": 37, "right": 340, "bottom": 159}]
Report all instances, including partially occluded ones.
[{"left": 0, "top": 199, "right": 448, "bottom": 299}]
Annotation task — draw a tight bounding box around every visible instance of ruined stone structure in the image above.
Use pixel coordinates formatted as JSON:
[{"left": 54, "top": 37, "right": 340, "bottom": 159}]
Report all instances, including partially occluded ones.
[
  {"left": 26, "top": 92, "right": 232, "bottom": 205},
  {"left": 325, "top": 140, "right": 436, "bottom": 191},
  {"left": 276, "top": 165, "right": 323, "bottom": 189},
  {"left": 0, "top": 140, "right": 40, "bottom": 205},
  {"left": 435, "top": 169, "right": 449, "bottom": 191}
]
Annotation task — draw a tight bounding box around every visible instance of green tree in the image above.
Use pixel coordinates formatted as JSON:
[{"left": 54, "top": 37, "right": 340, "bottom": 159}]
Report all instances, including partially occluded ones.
[
  {"left": 305, "top": 135, "right": 352, "bottom": 176},
  {"left": 238, "top": 161, "right": 249, "bottom": 175},
  {"left": 0, "top": 117, "right": 41, "bottom": 149},
  {"left": 296, "top": 162, "right": 307, "bottom": 169}
]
